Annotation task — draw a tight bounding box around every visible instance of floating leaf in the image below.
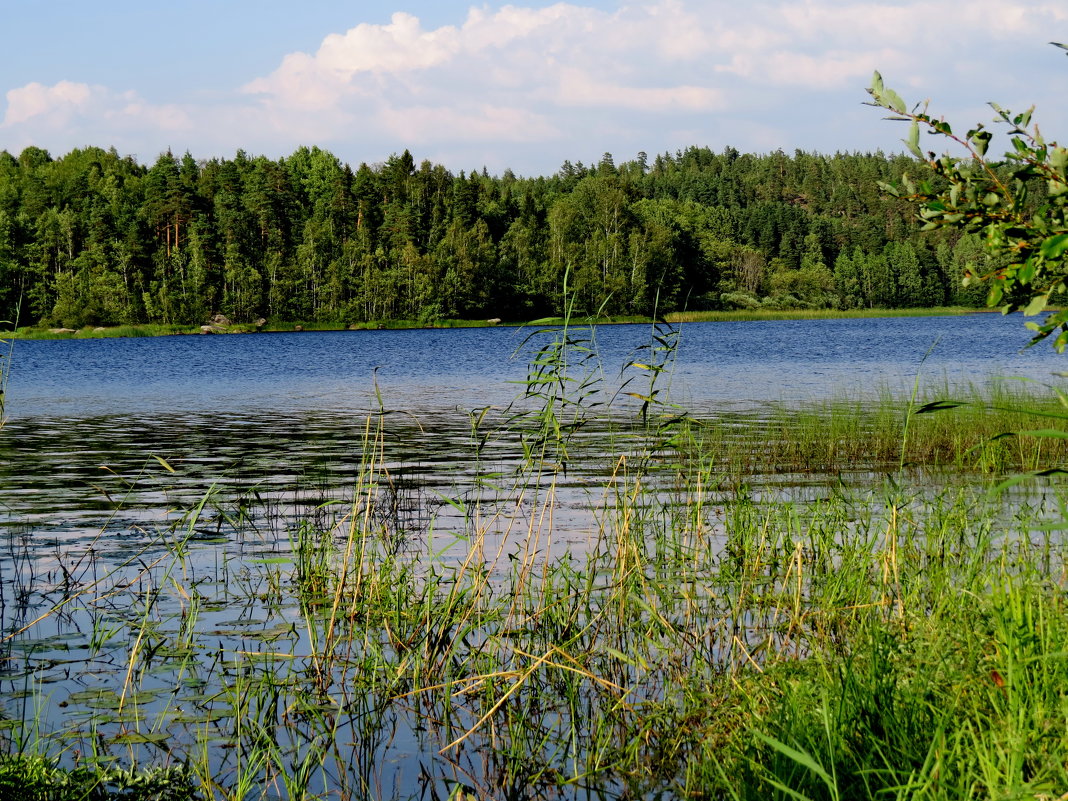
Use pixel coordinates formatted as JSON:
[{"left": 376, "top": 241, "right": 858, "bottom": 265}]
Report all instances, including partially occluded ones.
[{"left": 111, "top": 731, "right": 169, "bottom": 745}]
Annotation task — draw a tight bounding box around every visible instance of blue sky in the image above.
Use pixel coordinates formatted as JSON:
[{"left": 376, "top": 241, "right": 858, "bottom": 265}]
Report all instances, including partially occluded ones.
[{"left": 2, "top": 1, "right": 1066, "bottom": 175}]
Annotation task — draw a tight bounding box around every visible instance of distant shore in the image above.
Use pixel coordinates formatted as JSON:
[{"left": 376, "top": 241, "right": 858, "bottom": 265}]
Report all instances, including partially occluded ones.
[{"left": 4, "top": 306, "right": 985, "bottom": 340}]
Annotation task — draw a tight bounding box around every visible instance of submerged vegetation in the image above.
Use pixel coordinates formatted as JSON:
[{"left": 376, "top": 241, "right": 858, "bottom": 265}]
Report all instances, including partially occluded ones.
[{"left": 1, "top": 313, "right": 1066, "bottom": 800}]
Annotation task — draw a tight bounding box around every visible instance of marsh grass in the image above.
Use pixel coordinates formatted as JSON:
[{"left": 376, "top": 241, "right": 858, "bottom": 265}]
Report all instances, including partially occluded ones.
[
  {"left": 664, "top": 307, "right": 978, "bottom": 323},
  {"left": 11, "top": 323, "right": 202, "bottom": 339},
  {"left": 0, "top": 754, "right": 196, "bottom": 800},
  {"left": 676, "top": 380, "right": 1068, "bottom": 479},
  {"left": 3, "top": 310, "right": 1067, "bottom": 800}
]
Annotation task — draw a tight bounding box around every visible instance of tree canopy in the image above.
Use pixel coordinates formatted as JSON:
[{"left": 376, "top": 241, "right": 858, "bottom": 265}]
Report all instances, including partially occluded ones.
[{"left": 0, "top": 143, "right": 979, "bottom": 328}]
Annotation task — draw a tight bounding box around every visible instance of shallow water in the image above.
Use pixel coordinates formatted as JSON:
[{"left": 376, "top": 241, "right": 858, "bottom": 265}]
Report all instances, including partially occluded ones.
[{"left": 0, "top": 313, "right": 1064, "bottom": 797}]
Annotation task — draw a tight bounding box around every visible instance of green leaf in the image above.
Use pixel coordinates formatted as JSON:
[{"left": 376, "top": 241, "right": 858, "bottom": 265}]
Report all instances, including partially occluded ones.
[
  {"left": 870, "top": 71, "right": 884, "bottom": 95},
  {"left": 914, "top": 400, "right": 965, "bottom": 414},
  {"left": 884, "top": 88, "right": 907, "bottom": 114},
  {"left": 1050, "top": 146, "right": 1068, "bottom": 171},
  {"left": 905, "top": 121, "right": 922, "bottom": 158},
  {"left": 1015, "top": 428, "right": 1068, "bottom": 440},
  {"left": 970, "top": 129, "right": 992, "bottom": 158},
  {"left": 1024, "top": 294, "right": 1048, "bottom": 316},
  {"left": 1039, "top": 233, "right": 1068, "bottom": 259},
  {"left": 752, "top": 732, "right": 835, "bottom": 792}
]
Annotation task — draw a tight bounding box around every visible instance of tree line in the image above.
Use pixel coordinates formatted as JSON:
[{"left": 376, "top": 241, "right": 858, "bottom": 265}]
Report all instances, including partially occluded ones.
[{"left": 0, "top": 143, "right": 993, "bottom": 328}]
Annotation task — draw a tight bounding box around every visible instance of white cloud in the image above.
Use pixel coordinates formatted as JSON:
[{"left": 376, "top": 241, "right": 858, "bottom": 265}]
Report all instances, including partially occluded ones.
[
  {"left": 3, "top": 0, "right": 1068, "bottom": 173},
  {"left": 241, "top": 1, "right": 725, "bottom": 146},
  {"left": 703, "top": 0, "right": 1068, "bottom": 91},
  {"left": 3, "top": 80, "right": 93, "bottom": 126},
  {"left": 317, "top": 12, "right": 461, "bottom": 75},
  {"left": 555, "top": 67, "right": 722, "bottom": 110},
  {"left": 379, "top": 103, "right": 559, "bottom": 142},
  {"left": 2, "top": 80, "right": 189, "bottom": 133}
]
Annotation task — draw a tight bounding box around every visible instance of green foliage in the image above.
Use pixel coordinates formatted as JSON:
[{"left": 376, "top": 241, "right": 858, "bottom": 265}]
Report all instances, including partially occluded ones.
[
  {"left": 0, "top": 142, "right": 963, "bottom": 328},
  {"left": 0, "top": 755, "right": 197, "bottom": 800},
  {"left": 868, "top": 49, "right": 1068, "bottom": 348}
]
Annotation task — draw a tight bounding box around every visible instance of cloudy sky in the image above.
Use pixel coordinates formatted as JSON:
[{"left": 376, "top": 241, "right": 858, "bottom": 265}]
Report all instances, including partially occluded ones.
[{"left": 2, "top": 0, "right": 1066, "bottom": 175}]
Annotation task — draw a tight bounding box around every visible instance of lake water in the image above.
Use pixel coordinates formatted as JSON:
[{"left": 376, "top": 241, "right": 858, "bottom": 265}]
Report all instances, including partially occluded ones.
[
  {"left": 6, "top": 313, "right": 1064, "bottom": 420},
  {"left": 0, "top": 312, "right": 1064, "bottom": 798},
  {"left": 3, "top": 313, "right": 1061, "bottom": 558}
]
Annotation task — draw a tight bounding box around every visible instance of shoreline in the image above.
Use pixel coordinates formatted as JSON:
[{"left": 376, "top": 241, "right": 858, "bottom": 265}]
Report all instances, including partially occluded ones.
[{"left": 3, "top": 306, "right": 986, "bottom": 340}]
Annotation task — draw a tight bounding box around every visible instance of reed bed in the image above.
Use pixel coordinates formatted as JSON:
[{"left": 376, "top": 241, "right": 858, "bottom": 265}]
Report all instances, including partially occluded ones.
[
  {"left": 679, "top": 380, "right": 1068, "bottom": 479},
  {"left": 1, "top": 319, "right": 1066, "bottom": 800}
]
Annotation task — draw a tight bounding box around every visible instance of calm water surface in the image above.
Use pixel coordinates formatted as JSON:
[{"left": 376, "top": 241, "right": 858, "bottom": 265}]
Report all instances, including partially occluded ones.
[
  {"left": 6, "top": 313, "right": 1063, "bottom": 419},
  {"left": 2, "top": 312, "right": 1063, "bottom": 597}
]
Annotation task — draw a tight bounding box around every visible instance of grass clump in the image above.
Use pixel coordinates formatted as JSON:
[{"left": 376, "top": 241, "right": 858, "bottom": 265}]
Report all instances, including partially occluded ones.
[
  {"left": 681, "top": 380, "right": 1068, "bottom": 478},
  {"left": 713, "top": 574, "right": 1068, "bottom": 800},
  {"left": 0, "top": 755, "right": 197, "bottom": 800}
]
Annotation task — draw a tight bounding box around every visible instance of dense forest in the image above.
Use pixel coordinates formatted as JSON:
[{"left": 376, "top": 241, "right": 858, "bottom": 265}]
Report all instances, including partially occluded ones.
[{"left": 0, "top": 144, "right": 992, "bottom": 328}]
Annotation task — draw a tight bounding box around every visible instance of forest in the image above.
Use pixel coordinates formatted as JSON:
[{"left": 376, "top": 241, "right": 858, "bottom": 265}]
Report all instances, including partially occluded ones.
[{"left": 0, "top": 143, "right": 993, "bottom": 328}]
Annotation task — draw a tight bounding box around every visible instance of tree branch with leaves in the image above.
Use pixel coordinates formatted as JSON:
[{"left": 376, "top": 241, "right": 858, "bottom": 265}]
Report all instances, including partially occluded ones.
[{"left": 866, "top": 43, "right": 1068, "bottom": 349}]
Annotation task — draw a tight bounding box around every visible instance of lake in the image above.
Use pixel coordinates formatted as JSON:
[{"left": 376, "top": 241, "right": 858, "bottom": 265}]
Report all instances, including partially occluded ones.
[
  {"left": 6, "top": 313, "right": 1063, "bottom": 420},
  {"left": 2, "top": 312, "right": 1059, "bottom": 565},
  {"left": 0, "top": 312, "right": 1064, "bottom": 799}
]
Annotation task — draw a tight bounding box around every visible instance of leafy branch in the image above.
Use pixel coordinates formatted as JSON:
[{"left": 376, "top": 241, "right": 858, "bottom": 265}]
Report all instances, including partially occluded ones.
[{"left": 866, "top": 44, "right": 1068, "bottom": 350}]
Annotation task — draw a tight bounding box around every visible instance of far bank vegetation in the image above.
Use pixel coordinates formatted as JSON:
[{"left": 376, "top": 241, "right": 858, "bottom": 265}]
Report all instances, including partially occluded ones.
[{"left": 0, "top": 145, "right": 990, "bottom": 329}]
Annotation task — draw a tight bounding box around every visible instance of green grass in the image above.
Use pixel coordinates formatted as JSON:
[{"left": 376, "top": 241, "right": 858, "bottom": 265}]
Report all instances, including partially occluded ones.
[
  {"left": 10, "top": 323, "right": 201, "bottom": 339},
  {"left": 678, "top": 380, "right": 1068, "bottom": 478},
  {"left": 665, "top": 306, "right": 980, "bottom": 323}
]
